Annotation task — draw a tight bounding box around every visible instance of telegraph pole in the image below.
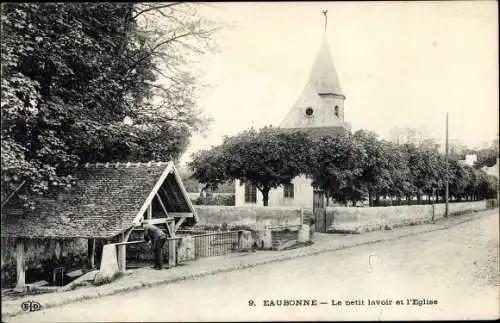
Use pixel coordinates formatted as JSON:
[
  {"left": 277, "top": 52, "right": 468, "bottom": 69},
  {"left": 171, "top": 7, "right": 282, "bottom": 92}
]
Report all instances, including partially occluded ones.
[{"left": 445, "top": 112, "right": 449, "bottom": 217}]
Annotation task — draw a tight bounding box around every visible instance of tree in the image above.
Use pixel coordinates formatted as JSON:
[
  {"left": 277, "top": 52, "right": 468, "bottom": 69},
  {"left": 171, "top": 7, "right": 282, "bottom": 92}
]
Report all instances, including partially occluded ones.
[
  {"left": 189, "top": 145, "right": 229, "bottom": 192},
  {"left": 389, "top": 126, "right": 438, "bottom": 149},
  {"left": 384, "top": 141, "right": 414, "bottom": 203},
  {"left": 476, "top": 173, "right": 498, "bottom": 200},
  {"left": 176, "top": 166, "right": 203, "bottom": 193},
  {"left": 448, "top": 160, "right": 469, "bottom": 200},
  {"left": 473, "top": 137, "right": 499, "bottom": 169},
  {"left": 1, "top": 3, "right": 218, "bottom": 206},
  {"left": 189, "top": 127, "right": 311, "bottom": 206},
  {"left": 308, "top": 133, "right": 366, "bottom": 206},
  {"left": 353, "top": 130, "right": 398, "bottom": 206},
  {"left": 448, "top": 139, "right": 470, "bottom": 161},
  {"left": 399, "top": 144, "right": 443, "bottom": 204}
]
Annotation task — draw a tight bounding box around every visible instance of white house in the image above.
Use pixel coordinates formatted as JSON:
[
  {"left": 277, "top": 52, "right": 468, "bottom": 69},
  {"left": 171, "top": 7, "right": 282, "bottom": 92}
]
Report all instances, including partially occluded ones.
[
  {"left": 235, "top": 28, "right": 350, "bottom": 207},
  {"left": 458, "top": 154, "right": 478, "bottom": 167}
]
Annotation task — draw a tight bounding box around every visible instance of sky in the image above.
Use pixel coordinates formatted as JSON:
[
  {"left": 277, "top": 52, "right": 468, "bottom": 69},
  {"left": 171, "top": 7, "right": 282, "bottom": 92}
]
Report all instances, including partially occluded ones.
[{"left": 179, "top": 1, "right": 498, "bottom": 165}]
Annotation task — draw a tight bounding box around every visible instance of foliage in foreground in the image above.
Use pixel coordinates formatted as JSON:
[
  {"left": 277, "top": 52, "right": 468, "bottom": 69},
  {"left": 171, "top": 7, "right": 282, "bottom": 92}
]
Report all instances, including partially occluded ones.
[{"left": 1, "top": 3, "right": 218, "bottom": 205}]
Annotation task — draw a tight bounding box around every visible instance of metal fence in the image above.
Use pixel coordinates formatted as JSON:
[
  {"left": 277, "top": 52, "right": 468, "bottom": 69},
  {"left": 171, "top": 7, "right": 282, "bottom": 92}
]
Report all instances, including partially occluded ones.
[
  {"left": 176, "top": 229, "right": 216, "bottom": 235},
  {"left": 190, "top": 231, "right": 240, "bottom": 259}
]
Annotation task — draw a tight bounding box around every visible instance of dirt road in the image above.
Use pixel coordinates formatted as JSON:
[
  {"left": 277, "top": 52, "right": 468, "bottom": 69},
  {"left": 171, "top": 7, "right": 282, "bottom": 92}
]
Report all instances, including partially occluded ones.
[{"left": 9, "top": 210, "right": 499, "bottom": 322}]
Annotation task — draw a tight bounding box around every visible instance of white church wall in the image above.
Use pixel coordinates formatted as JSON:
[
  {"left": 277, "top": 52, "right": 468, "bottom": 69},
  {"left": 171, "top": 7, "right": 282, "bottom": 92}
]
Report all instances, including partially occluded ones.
[
  {"left": 235, "top": 179, "right": 262, "bottom": 206},
  {"left": 235, "top": 175, "right": 314, "bottom": 207}
]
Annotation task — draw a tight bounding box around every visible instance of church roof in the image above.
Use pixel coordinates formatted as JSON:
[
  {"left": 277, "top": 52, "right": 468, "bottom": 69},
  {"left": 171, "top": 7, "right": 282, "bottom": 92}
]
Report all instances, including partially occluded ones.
[
  {"left": 307, "top": 36, "right": 344, "bottom": 96},
  {"left": 280, "top": 35, "right": 345, "bottom": 130}
]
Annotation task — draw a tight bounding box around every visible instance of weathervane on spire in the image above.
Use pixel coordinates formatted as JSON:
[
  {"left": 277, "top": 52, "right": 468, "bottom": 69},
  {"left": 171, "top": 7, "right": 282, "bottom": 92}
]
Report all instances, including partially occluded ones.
[{"left": 322, "top": 9, "right": 328, "bottom": 32}]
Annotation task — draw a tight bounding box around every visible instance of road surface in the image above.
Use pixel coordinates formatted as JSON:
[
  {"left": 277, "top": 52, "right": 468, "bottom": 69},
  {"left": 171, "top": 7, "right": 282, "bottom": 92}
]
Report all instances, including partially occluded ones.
[{"left": 10, "top": 210, "right": 499, "bottom": 321}]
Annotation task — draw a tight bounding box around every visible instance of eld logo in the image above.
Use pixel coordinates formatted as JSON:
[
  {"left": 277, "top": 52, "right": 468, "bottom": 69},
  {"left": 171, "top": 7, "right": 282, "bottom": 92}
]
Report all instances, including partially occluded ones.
[{"left": 21, "top": 300, "right": 42, "bottom": 312}]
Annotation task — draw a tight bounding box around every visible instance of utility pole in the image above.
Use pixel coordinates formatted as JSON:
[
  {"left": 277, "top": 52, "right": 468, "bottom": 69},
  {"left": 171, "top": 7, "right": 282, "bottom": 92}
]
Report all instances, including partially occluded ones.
[{"left": 445, "top": 112, "right": 449, "bottom": 217}]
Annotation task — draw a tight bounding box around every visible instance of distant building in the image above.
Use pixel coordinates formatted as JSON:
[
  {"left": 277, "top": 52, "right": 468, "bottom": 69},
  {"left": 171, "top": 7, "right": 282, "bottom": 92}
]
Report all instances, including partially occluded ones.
[
  {"left": 458, "top": 154, "right": 478, "bottom": 167},
  {"left": 235, "top": 25, "right": 349, "bottom": 207}
]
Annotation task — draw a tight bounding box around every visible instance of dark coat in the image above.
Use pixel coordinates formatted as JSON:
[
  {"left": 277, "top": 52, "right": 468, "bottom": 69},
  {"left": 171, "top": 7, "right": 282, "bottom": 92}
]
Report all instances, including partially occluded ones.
[{"left": 143, "top": 224, "right": 166, "bottom": 247}]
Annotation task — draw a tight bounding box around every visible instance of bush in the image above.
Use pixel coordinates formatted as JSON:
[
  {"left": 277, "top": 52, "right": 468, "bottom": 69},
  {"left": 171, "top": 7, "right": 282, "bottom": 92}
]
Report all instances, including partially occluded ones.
[{"left": 191, "top": 194, "right": 235, "bottom": 206}]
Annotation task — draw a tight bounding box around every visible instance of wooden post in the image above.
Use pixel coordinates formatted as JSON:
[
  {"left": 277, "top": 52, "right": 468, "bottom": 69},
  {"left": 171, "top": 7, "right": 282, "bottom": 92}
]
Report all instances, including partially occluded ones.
[
  {"left": 168, "top": 240, "right": 176, "bottom": 267},
  {"left": 117, "top": 233, "right": 126, "bottom": 273},
  {"left": 147, "top": 203, "right": 152, "bottom": 220},
  {"left": 14, "top": 239, "right": 26, "bottom": 291},
  {"left": 118, "top": 229, "right": 134, "bottom": 273},
  {"left": 168, "top": 221, "right": 176, "bottom": 266},
  {"left": 155, "top": 193, "right": 169, "bottom": 217},
  {"left": 88, "top": 238, "right": 96, "bottom": 269}
]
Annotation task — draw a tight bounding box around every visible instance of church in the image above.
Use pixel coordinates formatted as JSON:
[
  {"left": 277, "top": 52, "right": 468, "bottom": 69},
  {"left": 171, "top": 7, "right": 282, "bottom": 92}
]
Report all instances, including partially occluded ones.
[{"left": 235, "top": 18, "right": 351, "bottom": 207}]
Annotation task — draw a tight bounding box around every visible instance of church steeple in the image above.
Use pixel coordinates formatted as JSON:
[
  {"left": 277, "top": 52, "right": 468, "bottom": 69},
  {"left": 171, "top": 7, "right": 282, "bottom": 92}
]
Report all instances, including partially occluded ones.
[
  {"left": 280, "top": 10, "right": 347, "bottom": 132},
  {"left": 307, "top": 35, "right": 344, "bottom": 97},
  {"left": 308, "top": 9, "right": 344, "bottom": 97}
]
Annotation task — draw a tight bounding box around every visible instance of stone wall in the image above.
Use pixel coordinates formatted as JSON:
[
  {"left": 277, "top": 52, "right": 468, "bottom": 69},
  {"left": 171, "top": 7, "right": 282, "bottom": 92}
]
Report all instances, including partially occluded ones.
[
  {"left": 194, "top": 206, "right": 304, "bottom": 229},
  {"left": 325, "top": 200, "right": 489, "bottom": 233},
  {"left": 1, "top": 238, "right": 88, "bottom": 288},
  {"left": 271, "top": 229, "right": 299, "bottom": 246}
]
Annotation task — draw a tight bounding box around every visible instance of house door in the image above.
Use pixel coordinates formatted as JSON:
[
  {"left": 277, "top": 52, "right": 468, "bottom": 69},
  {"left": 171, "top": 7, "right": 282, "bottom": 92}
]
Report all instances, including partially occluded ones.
[{"left": 313, "top": 189, "right": 326, "bottom": 232}]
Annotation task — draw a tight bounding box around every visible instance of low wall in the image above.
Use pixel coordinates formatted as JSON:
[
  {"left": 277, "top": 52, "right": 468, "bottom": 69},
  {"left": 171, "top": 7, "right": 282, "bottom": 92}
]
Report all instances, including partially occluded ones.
[
  {"left": 326, "top": 200, "right": 490, "bottom": 233},
  {"left": 1, "top": 238, "right": 88, "bottom": 288},
  {"left": 193, "top": 206, "right": 303, "bottom": 229}
]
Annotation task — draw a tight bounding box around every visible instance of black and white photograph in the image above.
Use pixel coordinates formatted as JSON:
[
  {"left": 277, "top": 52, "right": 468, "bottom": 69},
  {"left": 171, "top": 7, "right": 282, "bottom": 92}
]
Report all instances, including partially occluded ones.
[{"left": 1, "top": 1, "right": 498, "bottom": 321}]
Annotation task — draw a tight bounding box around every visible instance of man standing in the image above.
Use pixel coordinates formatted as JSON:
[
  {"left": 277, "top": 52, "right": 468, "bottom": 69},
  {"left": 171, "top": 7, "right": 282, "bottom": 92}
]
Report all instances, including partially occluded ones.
[{"left": 143, "top": 224, "right": 167, "bottom": 270}]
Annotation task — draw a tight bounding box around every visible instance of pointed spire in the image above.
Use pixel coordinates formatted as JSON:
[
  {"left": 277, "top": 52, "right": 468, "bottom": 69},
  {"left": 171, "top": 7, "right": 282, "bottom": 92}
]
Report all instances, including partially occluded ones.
[
  {"left": 307, "top": 35, "right": 344, "bottom": 96},
  {"left": 279, "top": 11, "right": 346, "bottom": 130}
]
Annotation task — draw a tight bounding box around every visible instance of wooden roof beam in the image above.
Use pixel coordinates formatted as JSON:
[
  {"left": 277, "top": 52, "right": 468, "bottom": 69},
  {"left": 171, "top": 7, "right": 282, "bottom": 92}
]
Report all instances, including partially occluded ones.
[
  {"left": 155, "top": 193, "right": 169, "bottom": 217},
  {"left": 142, "top": 218, "right": 174, "bottom": 225},
  {"left": 174, "top": 217, "right": 186, "bottom": 231},
  {"left": 168, "top": 212, "right": 193, "bottom": 218}
]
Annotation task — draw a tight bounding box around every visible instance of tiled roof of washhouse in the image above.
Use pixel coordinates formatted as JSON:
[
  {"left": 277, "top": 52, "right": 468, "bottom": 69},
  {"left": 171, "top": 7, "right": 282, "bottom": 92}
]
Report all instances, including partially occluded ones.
[{"left": 1, "top": 161, "right": 196, "bottom": 239}]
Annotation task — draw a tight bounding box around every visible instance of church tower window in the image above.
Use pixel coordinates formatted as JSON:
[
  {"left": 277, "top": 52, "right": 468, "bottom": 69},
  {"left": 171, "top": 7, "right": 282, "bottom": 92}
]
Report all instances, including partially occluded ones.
[
  {"left": 334, "top": 105, "right": 339, "bottom": 117},
  {"left": 305, "top": 107, "right": 314, "bottom": 117}
]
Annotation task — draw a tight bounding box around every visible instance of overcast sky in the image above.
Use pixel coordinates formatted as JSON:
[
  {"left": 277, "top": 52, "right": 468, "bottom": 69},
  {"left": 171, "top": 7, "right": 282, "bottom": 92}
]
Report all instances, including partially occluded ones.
[{"left": 179, "top": 1, "right": 498, "bottom": 165}]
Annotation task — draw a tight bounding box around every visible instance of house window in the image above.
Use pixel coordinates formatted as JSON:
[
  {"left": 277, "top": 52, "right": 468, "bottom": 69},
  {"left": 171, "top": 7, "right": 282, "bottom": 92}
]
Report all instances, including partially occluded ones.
[
  {"left": 334, "top": 106, "right": 339, "bottom": 117},
  {"left": 283, "top": 183, "right": 294, "bottom": 199},
  {"left": 244, "top": 183, "right": 257, "bottom": 203},
  {"left": 305, "top": 107, "right": 314, "bottom": 117}
]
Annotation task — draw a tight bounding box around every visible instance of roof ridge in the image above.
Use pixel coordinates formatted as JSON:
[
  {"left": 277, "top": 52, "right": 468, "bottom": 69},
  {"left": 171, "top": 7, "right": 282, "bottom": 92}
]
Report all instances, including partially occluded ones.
[{"left": 72, "top": 161, "right": 172, "bottom": 169}]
